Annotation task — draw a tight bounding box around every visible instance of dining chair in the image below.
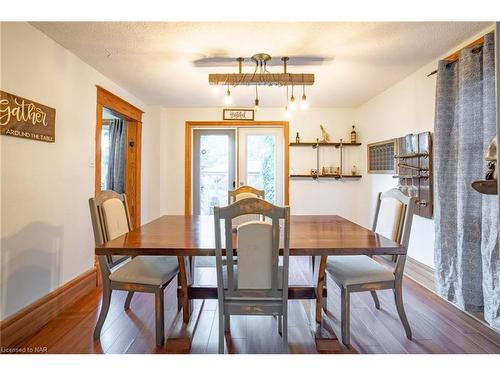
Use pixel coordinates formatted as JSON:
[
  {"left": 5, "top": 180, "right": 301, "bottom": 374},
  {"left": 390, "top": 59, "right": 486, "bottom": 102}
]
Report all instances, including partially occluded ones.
[
  {"left": 228, "top": 185, "right": 265, "bottom": 226},
  {"left": 325, "top": 188, "right": 416, "bottom": 345},
  {"left": 89, "top": 190, "right": 179, "bottom": 346},
  {"left": 228, "top": 185, "right": 265, "bottom": 204},
  {"left": 214, "top": 197, "right": 290, "bottom": 354}
]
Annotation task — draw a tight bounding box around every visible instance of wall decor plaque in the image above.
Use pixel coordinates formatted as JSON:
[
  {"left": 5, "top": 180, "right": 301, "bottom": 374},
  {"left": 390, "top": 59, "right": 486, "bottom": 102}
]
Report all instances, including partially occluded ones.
[
  {"left": 0, "top": 90, "right": 56, "bottom": 142},
  {"left": 223, "top": 108, "right": 254, "bottom": 121}
]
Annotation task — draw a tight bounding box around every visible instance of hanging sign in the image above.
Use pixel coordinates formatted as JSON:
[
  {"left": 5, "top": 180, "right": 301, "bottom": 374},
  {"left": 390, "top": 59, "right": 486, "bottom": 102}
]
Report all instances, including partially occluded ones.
[
  {"left": 223, "top": 108, "right": 254, "bottom": 121},
  {"left": 0, "top": 90, "right": 56, "bottom": 143}
]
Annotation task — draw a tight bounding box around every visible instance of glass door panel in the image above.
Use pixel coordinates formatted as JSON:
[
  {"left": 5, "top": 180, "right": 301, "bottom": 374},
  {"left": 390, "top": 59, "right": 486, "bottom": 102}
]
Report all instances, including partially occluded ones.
[
  {"left": 238, "top": 128, "right": 284, "bottom": 205},
  {"left": 193, "top": 129, "right": 236, "bottom": 215}
]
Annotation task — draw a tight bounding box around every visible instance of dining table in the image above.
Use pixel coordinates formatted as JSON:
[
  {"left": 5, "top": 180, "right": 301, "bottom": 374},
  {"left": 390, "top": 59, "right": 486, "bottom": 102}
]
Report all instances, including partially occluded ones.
[{"left": 95, "top": 214, "right": 406, "bottom": 352}]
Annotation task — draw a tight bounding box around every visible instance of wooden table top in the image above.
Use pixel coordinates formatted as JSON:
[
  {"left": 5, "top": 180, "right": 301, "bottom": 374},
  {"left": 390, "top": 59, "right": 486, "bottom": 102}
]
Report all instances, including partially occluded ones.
[
  {"left": 96, "top": 215, "right": 405, "bottom": 257},
  {"left": 96, "top": 215, "right": 405, "bottom": 256}
]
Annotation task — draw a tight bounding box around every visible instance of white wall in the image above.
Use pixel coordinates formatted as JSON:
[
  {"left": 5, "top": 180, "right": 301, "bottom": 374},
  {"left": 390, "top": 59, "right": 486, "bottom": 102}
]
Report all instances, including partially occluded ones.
[
  {"left": 0, "top": 22, "right": 160, "bottom": 319},
  {"left": 160, "top": 107, "right": 363, "bottom": 220},
  {"left": 141, "top": 106, "right": 162, "bottom": 223},
  {"left": 355, "top": 25, "right": 495, "bottom": 268}
]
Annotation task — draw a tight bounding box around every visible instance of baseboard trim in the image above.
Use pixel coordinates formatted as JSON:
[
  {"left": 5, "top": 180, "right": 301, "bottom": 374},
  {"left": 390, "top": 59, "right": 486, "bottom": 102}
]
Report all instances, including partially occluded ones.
[
  {"left": 404, "top": 256, "right": 436, "bottom": 292},
  {"left": 0, "top": 267, "right": 98, "bottom": 348}
]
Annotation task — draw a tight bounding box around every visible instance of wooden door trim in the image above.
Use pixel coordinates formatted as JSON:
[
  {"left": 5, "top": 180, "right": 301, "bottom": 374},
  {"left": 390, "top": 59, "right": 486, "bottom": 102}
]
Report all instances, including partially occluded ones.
[
  {"left": 96, "top": 85, "right": 144, "bottom": 121},
  {"left": 95, "top": 86, "right": 144, "bottom": 228},
  {"left": 185, "top": 121, "right": 289, "bottom": 215}
]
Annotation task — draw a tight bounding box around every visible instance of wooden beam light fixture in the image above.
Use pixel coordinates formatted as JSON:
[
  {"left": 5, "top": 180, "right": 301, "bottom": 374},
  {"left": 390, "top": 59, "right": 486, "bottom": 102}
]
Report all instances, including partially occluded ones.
[{"left": 209, "top": 53, "right": 315, "bottom": 111}]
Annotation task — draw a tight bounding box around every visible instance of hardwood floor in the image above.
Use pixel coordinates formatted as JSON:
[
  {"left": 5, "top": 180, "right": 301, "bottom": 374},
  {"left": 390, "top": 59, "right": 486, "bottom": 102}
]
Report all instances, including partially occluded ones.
[{"left": 16, "top": 258, "right": 500, "bottom": 354}]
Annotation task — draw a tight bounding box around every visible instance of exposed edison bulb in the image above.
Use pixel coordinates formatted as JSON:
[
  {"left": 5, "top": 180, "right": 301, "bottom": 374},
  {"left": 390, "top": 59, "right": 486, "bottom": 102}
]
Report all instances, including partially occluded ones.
[
  {"left": 224, "top": 88, "right": 232, "bottom": 105},
  {"left": 289, "top": 95, "right": 297, "bottom": 111},
  {"left": 300, "top": 94, "right": 309, "bottom": 109},
  {"left": 254, "top": 98, "right": 259, "bottom": 111},
  {"left": 211, "top": 86, "right": 220, "bottom": 96},
  {"left": 284, "top": 104, "right": 291, "bottom": 118}
]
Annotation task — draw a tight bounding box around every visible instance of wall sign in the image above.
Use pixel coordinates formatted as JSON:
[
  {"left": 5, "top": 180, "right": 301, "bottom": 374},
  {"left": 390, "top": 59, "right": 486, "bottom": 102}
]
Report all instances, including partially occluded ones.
[
  {"left": 0, "top": 90, "right": 56, "bottom": 142},
  {"left": 223, "top": 108, "right": 254, "bottom": 121}
]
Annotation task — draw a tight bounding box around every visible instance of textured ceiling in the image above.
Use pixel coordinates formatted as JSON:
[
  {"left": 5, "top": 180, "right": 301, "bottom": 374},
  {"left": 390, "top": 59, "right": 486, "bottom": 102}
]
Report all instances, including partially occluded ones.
[{"left": 32, "top": 22, "right": 491, "bottom": 107}]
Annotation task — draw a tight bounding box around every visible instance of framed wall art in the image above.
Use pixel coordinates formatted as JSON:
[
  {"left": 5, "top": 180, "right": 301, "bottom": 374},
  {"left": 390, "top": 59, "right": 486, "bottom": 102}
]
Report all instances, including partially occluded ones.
[{"left": 367, "top": 138, "right": 397, "bottom": 174}]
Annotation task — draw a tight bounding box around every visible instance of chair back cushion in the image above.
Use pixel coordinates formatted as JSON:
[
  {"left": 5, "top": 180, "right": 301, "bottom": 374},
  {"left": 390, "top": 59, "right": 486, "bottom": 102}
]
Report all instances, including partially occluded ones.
[
  {"left": 102, "top": 197, "right": 130, "bottom": 240},
  {"left": 375, "top": 197, "right": 404, "bottom": 242},
  {"left": 236, "top": 221, "right": 273, "bottom": 289}
]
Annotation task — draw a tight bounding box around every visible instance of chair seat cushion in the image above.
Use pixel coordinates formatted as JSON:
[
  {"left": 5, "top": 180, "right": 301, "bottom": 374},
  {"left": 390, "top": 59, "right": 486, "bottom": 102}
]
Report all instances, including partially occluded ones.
[
  {"left": 109, "top": 256, "right": 179, "bottom": 286},
  {"left": 326, "top": 255, "right": 394, "bottom": 286},
  {"left": 223, "top": 265, "right": 283, "bottom": 289}
]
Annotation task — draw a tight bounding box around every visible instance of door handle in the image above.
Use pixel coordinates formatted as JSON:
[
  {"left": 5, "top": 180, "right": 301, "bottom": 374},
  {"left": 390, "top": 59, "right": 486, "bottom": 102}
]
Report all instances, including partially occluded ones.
[{"left": 232, "top": 181, "right": 236, "bottom": 188}]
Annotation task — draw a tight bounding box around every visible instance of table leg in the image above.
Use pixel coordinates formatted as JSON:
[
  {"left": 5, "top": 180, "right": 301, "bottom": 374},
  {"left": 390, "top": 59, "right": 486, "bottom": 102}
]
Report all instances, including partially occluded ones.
[
  {"left": 177, "top": 256, "right": 192, "bottom": 323},
  {"left": 165, "top": 256, "right": 202, "bottom": 353},
  {"left": 308, "top": 255, "right": 340, "bottom": 352},
  {"left": 315, "top": 256, "right": 328, "bottom": 323}
]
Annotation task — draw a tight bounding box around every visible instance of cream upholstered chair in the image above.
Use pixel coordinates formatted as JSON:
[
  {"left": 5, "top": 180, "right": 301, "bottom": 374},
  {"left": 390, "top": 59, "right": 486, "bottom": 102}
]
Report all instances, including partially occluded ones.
[
  {"left": 214, "top": 197, "right": 290, "bottom": 354},
  {"left": 89, "top": 190, "right": 179, "bottom": 346},
  {"left": 325, "top": 188, "right": 416, "bottom": 345},
  {"left": 228, "top": 185, "right": 265, "bottom": 227},
  {"left": 228, "top": 185, "right": 265, "bottom": 204}
]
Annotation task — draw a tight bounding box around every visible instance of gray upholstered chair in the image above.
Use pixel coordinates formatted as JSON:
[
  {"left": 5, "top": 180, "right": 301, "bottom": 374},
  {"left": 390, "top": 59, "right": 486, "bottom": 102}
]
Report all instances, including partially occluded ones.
[
  {"left": 214, "top": 197, "right": 290, "bottom": 354},
  {"left": 325, "top": 188, "right": 416, "bottom": 345},
  {"left": 89, "top": 190, "right": 179, "bottom": 346}
]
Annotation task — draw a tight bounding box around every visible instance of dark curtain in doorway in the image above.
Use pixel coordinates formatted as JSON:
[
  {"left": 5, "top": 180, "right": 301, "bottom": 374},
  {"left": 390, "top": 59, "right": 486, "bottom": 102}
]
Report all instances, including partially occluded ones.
[
  {"left": 107, "top": 119, "right": 126, "bottom": 194},
  {"left": 434, "top": 32, "right": 499, "bottom": 330}
]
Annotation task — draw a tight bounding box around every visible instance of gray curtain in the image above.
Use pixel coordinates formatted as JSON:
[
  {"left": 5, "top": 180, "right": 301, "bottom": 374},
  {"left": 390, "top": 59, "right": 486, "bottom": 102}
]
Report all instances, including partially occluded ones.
[
  {"left": 106, "top": 119, "right": 126, "bottom": 194},
  {"left": 434, "top": 32, "right": 499, "bottom": 330}
]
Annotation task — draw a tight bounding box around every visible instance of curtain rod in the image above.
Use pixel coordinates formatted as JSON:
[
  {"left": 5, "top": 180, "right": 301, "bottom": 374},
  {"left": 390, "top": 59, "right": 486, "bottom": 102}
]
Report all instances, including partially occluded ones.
[{"left": 427, "top": 32, "right": 493, "bottom": 77}]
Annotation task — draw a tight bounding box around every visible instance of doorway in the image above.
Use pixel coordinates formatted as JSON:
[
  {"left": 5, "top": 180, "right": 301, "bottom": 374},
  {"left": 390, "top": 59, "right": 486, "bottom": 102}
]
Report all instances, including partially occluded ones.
[
  {"left": 186, "top": 121, "right": 289, "bottom": 215},
  {"left": 100, "top": 108, "right": 126, "bottom": 193},
  {"left": 95, "top": 86, "right": 144, "bottom": 228}
]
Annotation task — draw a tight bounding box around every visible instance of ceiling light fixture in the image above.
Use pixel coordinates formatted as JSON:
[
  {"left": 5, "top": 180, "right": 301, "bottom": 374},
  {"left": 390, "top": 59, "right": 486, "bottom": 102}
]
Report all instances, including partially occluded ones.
[
  {"left": 289, "top": 84, "right": 296, "bottom": 111},
  {"left": 301, "top": 81, "right": 308, "bottom": 109},
  {"left": 224, "top": 85, "right": 232, "bottom": 105},
  {"left": 208, "top": 53, "right": 314, "bottom": 108},
  {"left": 254, "top": 85, "right": 259, "bottom": 111},
  {"left": 284, "top": 85, "right": 291, "bottom": 118}
]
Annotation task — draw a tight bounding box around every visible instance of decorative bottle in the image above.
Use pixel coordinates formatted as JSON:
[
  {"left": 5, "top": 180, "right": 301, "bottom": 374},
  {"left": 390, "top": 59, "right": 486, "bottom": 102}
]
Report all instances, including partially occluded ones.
[
  {"left": 296, "top": 132, "right": 300, "bottom": 143},
  {"left": 350, "top": 125, "right": 357, "bottom": 143}
]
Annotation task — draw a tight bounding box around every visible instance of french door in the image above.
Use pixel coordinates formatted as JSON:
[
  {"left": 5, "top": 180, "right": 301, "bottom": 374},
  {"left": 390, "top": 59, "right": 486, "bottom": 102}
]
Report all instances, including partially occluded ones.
[
  {"left": 238, "top": 127, "right": 284, "bottom": 206},
  {"left": 192, "top": 126, "right": 285, "bottom": 215}
]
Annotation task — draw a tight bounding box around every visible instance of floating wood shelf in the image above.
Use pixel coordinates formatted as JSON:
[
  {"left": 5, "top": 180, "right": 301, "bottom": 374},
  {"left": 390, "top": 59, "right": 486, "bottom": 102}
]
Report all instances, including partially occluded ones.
[
  {"left": 472, "top": 180, "right": 498, "bottom": 195},
  {"left": 290, "top": 142, "right": 362, "bottom": 147},
  {"left": 290, "top": 174, "right": 362, "bottom": 179}
]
